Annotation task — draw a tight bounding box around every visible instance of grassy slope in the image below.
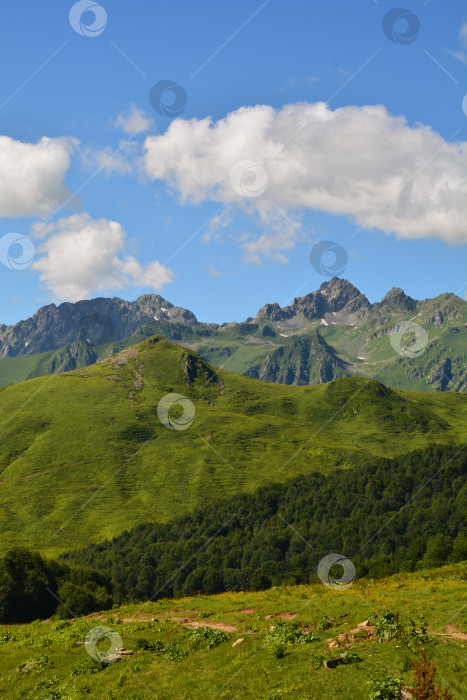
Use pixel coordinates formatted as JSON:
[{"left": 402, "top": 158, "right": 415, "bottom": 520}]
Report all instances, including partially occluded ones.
[
  {"left": 0, "top": 336, "right": 466, "bottom": 558},
  {"left": 1, "top": 563, "right": 465, "bottom": 699}
]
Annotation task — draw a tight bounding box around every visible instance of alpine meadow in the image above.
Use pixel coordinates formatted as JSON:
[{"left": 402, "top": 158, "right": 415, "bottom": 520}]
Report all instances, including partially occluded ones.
[{"left": 0, "top": 1, "right": 466, "bottom": 699}]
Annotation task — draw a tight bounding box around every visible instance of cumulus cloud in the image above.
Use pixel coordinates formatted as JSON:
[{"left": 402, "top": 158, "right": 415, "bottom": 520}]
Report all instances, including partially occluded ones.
[
  {"left": 115, "top": 106, "right": 153, "bottom": 134},
  {"left": 31, "top": 213, "right": 173, "bottom": 302},
  {"left": 143, "top": 102, "right": 467, "bottom": 246},
  {"left": 0, "top": 135, "right": 75, "bottom": 218}
]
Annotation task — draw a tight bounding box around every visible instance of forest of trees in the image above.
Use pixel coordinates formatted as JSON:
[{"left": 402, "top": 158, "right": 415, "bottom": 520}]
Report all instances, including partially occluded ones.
[
  {"left": 0, "top": 548, "right": 113, "bottom": 623},
  {"left": 1, "top": 444, "right": 465, "bottom": 623},
  {"left": 64, "top": 444, "right": 466, "bottom": 601}
]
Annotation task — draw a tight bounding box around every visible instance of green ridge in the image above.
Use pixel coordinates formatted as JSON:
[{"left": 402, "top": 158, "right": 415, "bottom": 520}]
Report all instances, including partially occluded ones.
[{"left": 0, "top": 335, "right": 466, "bottom": 557}]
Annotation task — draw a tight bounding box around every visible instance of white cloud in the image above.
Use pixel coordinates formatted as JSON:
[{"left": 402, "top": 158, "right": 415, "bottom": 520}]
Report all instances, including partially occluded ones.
[
  {"left": 31, "top": 213, "right": 173, "bottom": 302},
  {"left": 81, "top": 142, "right": 139, "bottom": 176},
  {"left": 143, "top": 102, "right": 467, "bottom": 247},
  {"left": 0, "top": 135, "right": 75, "bottom": 218},
  {"left": 115, "top": 106, "right": 153, "bottom": 135},
  {"left": 449, "top": 22, "right": 467, "bottom": 64}
]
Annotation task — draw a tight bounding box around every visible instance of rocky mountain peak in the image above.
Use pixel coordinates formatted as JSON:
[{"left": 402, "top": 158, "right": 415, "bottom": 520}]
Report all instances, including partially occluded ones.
[
  {"left": 0, "top": 294, "right": 197, "bottom": 358},
  {"left": 318, "top": 277, "right": 370, "bottom": 314},
  {"left": 255, "top": 278, "right": 372, "bottom": 323},
  {"left": 377, "top": 287, "right": 416, "bottom": 311}
]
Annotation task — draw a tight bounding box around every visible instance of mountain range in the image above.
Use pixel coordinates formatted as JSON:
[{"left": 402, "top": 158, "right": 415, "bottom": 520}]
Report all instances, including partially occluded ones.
[{"left": 0, "top": 278, "right": 465, "bottom": 392}]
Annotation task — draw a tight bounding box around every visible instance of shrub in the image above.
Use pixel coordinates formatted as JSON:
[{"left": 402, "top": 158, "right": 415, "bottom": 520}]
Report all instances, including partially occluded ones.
[
  {"left": 371, "top": 610, "right": 427, "bottom": 651},
  {"left": 188, "top": 627, "right": 229, "bottom": 649},
  {"left": 368, "top": 675, "right": 402, "bottom": 699},
  {"left": 408, "top": 649, "right": 454, "bottom": 700},
  {"left": 265, "top": 621, "right": 318, "bottom": 646},
  {"left": 165, "top": 643, "right": 188, "bottom": 662},
  {"left": 270, "top": 641, "right": 286, "bottom": 659},
  {"left": 316, "top": 615, "right": 332, "bottom": 631},
  {"left": 134, "top": 637, "right": 152, "bottom": 650}
]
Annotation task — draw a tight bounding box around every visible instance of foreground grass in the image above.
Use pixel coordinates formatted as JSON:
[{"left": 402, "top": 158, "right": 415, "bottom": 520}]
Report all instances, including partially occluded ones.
[{"left": 1, "top": 564, "right": 465, "bottom": 699}]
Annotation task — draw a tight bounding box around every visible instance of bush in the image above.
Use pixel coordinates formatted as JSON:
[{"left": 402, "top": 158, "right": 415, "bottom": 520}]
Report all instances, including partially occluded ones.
[
  {"left": 134, "top": 637, "right": 152, "bottom": 650},
  {"left": 371, "top": 611, "right": 427, "bottom": 651},
  {"left": 270, "top": 641, "right": 286, "bottom": 658},
  {"left": 408, "top": 649, "right": 454, "bottom": 700},
  {"left": 316, "top": 615, "right": 332, "bottom": 631},
  {"left": 188, "top": 627, "right": 229, "bottom": 649},
  {"left": 368, "top": 675, "right": 401, "bottom": 699},
  {"left": 265, "top": 621, "right": 318, "bottom": 646},
  {"left": 165, "top": 643, "right": 188, "bottom": 662}
]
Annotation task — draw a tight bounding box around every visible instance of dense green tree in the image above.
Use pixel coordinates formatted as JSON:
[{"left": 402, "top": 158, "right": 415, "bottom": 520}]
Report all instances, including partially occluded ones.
[
  {"left": 0, "top": 550, "right": 113, "bottom": 623},
  {"left": 422, "top": 534, "right": 453, "bottom": 568},
  {"left": 62, "top": 445, "right": 466, "bottom": 603}
]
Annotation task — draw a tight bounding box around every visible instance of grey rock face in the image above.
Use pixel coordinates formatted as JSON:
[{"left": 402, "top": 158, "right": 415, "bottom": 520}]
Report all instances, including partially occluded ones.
[{"left": 0, "top": 295, "right": 197, "bottom": 357}]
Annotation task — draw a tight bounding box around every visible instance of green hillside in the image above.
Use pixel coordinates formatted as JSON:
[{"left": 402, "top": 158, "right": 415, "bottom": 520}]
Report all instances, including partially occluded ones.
[
  {"left": 0, "top": 336, "right": 466, "bottom": 557},
  {"left": 1, "top": 563, "right": 465, "bottom": 699}
]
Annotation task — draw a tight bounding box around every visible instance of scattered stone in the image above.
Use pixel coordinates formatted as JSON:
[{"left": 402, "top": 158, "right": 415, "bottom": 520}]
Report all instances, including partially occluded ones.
[
  {"left": 232, "top": 638, "right": 244, "bottom": 647},
  {"left": 357, "top": 620, "right": 371, "bottom": 628}
]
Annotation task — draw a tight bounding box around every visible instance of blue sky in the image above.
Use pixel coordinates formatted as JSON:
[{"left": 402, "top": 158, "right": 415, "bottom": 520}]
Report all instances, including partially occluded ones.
[{"left": 0, "top": 0, "right": 466, "bottom": 325}]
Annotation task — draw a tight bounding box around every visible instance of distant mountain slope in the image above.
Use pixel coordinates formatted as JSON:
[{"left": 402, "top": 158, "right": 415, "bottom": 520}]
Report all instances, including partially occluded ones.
[
  {"left": 244, "top": 330, "right": 350, "bottom": 384},
  {"left": 0, "top": 294, "right": 197, "bottom": 357},
  {"left": 0, "top": 278, "right": 465, "bottom": 392},
  {"left": 0, "top": 335, "right": 466, "bottom": 556}
]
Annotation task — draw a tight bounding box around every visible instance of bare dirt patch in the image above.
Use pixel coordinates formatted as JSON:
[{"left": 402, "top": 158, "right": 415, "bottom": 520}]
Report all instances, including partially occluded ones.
[
  {"left": 327, "top": 620, "right": 375, "bottom": 649},
  {"left": 431, "top": 622, "right": 467, "bottom": 641},
  {"left": 265, "top": 611, "right": 298, "bottom": 620}
]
